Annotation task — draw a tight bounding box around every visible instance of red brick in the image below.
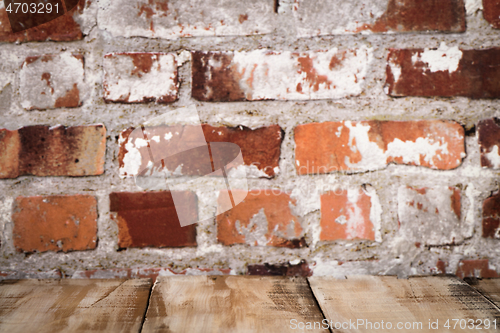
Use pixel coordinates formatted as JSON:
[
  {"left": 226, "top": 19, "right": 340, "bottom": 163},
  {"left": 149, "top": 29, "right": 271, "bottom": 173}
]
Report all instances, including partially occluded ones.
[
  {"left": 483, "top": 0, "right": 500, "bottom": 28},
  {"left": 292, "top": 0, "right": 465, "bottom": 37},
  {"left": 216, "top": 189, "right": 305, "bottom": 248},
  {"left": 386, "top": 45, "right": 500, "bottom": 98},
  {"left": 12, "top": 195, "right": 98, "bottom": 253},
  {"left": 192, "top": 49, "right": 372, "bottom": 101},
  {"left": 118, "top": 124, "right": 283, "bottom": 178},
  {"left": 98, "top": 0, "right": 274, "bottom": 39},
  {"left": 19, "top": 53, "right": 85, "bottom": 110},
  {"left": 247, "top": 261, "right": 312, "bottom": 277},
  {"left": 456, "top": 259, "right": 499, "bottom": 279},
  {"left": 482, "top": 190, "right": 500, "bottom": 238},
  {"left": 103, "top": 53, "right": 178, "bottom": 103},
  {"left": 0, "top": 0, "right": 89, "bottom": 43},
  {"left": 0, "top": 124, "right": 106, "bottom": 179},
  {"left": 320, "top": 187, "right": 380, "bottom": 241},
  {"left": 110, "top": 191, "right": 197, "bottom": 248},
  {"left": 478, "top": 118, "right": 500, "bottom": 169},
  {"left": 398, "top": 186, "right": 465, "bottom": 246},
  {"left": 294, "top": 120, "right": 465, "bottom": 174}
]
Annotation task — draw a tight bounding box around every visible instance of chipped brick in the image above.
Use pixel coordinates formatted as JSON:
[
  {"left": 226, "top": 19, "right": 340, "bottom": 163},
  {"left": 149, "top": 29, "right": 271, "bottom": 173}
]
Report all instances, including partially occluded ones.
[
  {"left": 0, "top": 124, "right": 106, "bottom": 179},
  {"left": 291, "top": 0, "right": 465, "bottom": 37},
  {"left": 110, "top": 191, "right": 197, "bottom": 248},
  {"left": 118, "top": 124, "right": 283, "bottom": 178},
  {"left": 12, "top": 195, "right": 98, "bottom": 253},
  {"left": 320, "top": 186, "right": 381, "bottom": 242},
  {"left": 247, "top": 261, "right": 312, "bottom": 277},
  {"left": 216, "top": 189, "right": 305, "bottom": 248},
  {"left": 0, "top": 0, "right": 92, "bottom": 43},
  {"left": 483, "top": 0, "right": 500, "bottom": 28},
  {"left": 98, "top": 0, "right": 274, "bottom": 39},
  {"left": 456, "top": 259, "right": 499, "bottom": 279},
  {"left": 482, "top": 190, "right": 500, "bottom": 238},
  {"left": 20, "top": 53, "right": 85, "bottom": 110},
  {"left": 386, "top": 45, "right": 500, "bottom": 98},
  {"left": 398, "top": 186, "right": 466, "bottom": 246},
  {"left": 294, "top": 120, "right": 465, "bottom": 174},
  {"left": 478, "top": 118, "right": 500, "bottom": 169},
  {"left": 103, "top": 53, "right": 178, "bottom": 103},
  {"left": 192, "top": 49, "right": 372, "bottom": 101}
]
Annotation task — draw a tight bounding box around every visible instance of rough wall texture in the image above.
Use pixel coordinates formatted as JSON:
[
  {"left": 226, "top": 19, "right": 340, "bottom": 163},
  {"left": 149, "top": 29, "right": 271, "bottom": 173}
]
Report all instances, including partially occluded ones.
[{"left": 0, "top": 0, "right": 499, "bottom": 279}]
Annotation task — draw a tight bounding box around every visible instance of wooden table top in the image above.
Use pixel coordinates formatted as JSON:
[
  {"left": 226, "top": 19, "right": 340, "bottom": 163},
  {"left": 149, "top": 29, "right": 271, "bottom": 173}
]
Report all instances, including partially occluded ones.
[{"left": 0, "top": 275, "right": 499, "bottom": 332}]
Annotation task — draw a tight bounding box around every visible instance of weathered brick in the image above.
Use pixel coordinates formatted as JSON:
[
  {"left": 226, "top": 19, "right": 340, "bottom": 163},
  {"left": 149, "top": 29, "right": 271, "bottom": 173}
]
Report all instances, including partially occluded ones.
[
  {"left": 386, "top": 45, "right": 500, "bottom": 98},
  {"left": 0, "top": 0, "right": 92, "bottom": 43},
  {"left": 20, "top": 53, "right": 85, "bottom": 110},
  {"left": 398, "top": 186, "right": 465, "bottom": 246},
  {"left": 291, "top": 0, "right": 465, "bottom": 37},
  {"left": 320, "top": 186, "right": 381, "bottom": 242},
  {"left": 98, "top": 0, "right": 274, "bottom": 39},
  {"left": 482, "top": 190, "right": 500, "bottom": 238},
  {"left": 110, "top": 191, "right": 197, "bottom": 248},
  {"left": 72, "top": 267, "right": 230, "bottom": 281},
  {"left": 12, "top": 195, "right": 98, "bottom": 253},
  {"left": 192, "top": 49, "right": 372, "bottom": 101},
  {"left": 247, "top": 261, "right": 312, "bottom": 277},
  {"left": 217, "top": 189, "right": 305, "bottom": 248},
  {"left": 294, "top": 120, "right": 465, "bottom": 174},
  {"left": 478, "top": 118, "right": 500, "bottom": 169},
  {"left": 483, "top": 0, "right": 500, "bottom": 28},
  {"left": 119, "top": 124, "right": 283, "bottom": 178},
  {"left": 0, "top": 124, "right": 106, "bottom": 179},
  {"left": 103, "top": 53, "right": 178, "bottom": 103},
  {"left": 456, "top": 259, "right": 499, "bottom": 279}
]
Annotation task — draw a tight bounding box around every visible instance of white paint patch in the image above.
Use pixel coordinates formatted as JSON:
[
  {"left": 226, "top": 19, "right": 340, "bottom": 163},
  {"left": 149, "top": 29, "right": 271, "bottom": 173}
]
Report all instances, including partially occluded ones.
[
  {"left": 335, "top": 215, "right": 347, "bottom": 224},
  {"left": 343, "top": 121, "right": 386, "bottom": 171},
  {"left": 231, "top": 48, "right": 372, "bottom": 100},
  {"left": 389, "top": 60, "right": 402, "bottom": 82},
  {"left": 412, "top": 43, "right": 463, "bottom": 73},
  {"left": 484, "top": 145, "right": 500, "bottom": 169},
  {"left": 386, "top": 137, "right": 449, "bottom": 167},
  {"left": 236, "top": 208, "right": 269, "bottom": 246},
  {"left": 465, "top": 0, "right": 483, "bottom": 15},
  {"left": 164, "top": 132, "right": 173, "bottom": 140},
  {"left": 227, "top": 164, "right": 270, "bottom": 179},
  {"left": 103, "top": 53, "right": 178, "bottom": 103}
]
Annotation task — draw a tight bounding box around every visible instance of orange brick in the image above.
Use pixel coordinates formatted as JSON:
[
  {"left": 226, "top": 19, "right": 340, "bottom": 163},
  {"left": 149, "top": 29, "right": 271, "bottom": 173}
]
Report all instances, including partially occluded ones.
[
  {"left": 217, "top": 190, "right": 305, "bottom": 248},
  {"left": 320, "top": 187, "right": 379, "bottom": 241},
  {"left": 13, "top": 195, "right": 98, "bottom": 253},
  {"left": 294, "top": 120, "right": 465, "bottom": 174},
  {"left": 456, "top": 259, "right": 499, "bottom": 279}
]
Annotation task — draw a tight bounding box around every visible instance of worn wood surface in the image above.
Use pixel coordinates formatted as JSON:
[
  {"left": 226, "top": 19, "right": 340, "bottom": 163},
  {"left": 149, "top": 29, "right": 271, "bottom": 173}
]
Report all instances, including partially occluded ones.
[
  {"left": 470, "top": 278, "right": 500, "bottom": 308},
  {"left": 309, "top": 275, "right": 500, "bottom": 332},
  {"left": 0, "top": 278, "right": 152, "bottom": 333},
  {"left": 142, "top": 275, "right": 325, "bottom": 332}
]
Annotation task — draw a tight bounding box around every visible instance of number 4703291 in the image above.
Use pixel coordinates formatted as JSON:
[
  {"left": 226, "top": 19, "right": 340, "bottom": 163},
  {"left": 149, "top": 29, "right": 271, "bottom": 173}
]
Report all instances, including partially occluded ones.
[
  {"left": 6, "top": 2, "right": 59, "bottom": 14},
  {"left": 444, "top": 319, "right": 497, "bottom": 330}
]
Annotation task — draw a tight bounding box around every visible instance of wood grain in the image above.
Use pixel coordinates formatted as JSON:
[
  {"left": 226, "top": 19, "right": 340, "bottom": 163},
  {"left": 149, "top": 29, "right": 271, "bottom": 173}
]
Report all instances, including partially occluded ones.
[
  {"left": 0, "top": 278, "right": 152, "bottom": 333},
  {"left": 469, "top": 278, "right": 500, "bottom": 307},
  {"left": 142, "top": 275, "right": 325, "bottom": 332},
  {"left": 309, "top": 275, "right": 500, "bottom": 332}
]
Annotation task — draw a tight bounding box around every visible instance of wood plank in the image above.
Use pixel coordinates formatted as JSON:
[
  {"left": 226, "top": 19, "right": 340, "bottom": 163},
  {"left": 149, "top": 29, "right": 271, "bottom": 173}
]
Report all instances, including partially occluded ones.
[
  {"left": 142, "top": 276, "right": 325, "bottom": 332},
  {"left": 0, "top": 278, "right": 152, "bottom": 333},
  {"left": 469, "top": 278, "right": 500, "bottom": 307},
  {"left": 309, "top": 275, "right": 500, "bottom": 332}
]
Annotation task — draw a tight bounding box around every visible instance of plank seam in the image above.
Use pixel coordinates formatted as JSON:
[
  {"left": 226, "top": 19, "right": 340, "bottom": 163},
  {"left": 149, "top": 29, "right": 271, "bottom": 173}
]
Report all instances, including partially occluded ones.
[
  {"left": 466, "top": 279, "right": 500, "bottom": 313},
  {"left": 138, "top": 278, "right": 155, "bottom": 333},
  {"left": 306, "top": 278, "right": 333, "bottom": 333}
]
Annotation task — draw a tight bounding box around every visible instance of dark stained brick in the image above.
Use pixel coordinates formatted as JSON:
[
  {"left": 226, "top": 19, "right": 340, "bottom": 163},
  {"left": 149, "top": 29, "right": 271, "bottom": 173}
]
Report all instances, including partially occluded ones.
[
  {"left": 478, "top": 118, "right": 500, "bottom": 169},
  {"left": 482, "top": 190, "right": 500, "bottom": 239},
  {"left": 12, "top": 195, "right": 98, "bottom": 253},
  {"left": 247, "top": 261, "right": 312, "bottom": 277},
  {"left": 110, "top": 191, "right": 197, "bottom": 248},
  {"left": 483, "top": 0, "right": 500, "bottom": 28},
  {"left": 0, "top": 124, "right": 106, "bottom": 179},
  {"left": 386, "top": 47, "right": 500, "bottom": 98}
]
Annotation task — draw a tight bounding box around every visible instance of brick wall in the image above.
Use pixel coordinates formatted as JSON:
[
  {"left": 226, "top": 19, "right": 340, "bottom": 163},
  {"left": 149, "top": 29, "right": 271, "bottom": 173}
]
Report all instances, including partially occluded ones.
[{"left": 0, "top": 0, "right": 499, "bottom": 279}]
